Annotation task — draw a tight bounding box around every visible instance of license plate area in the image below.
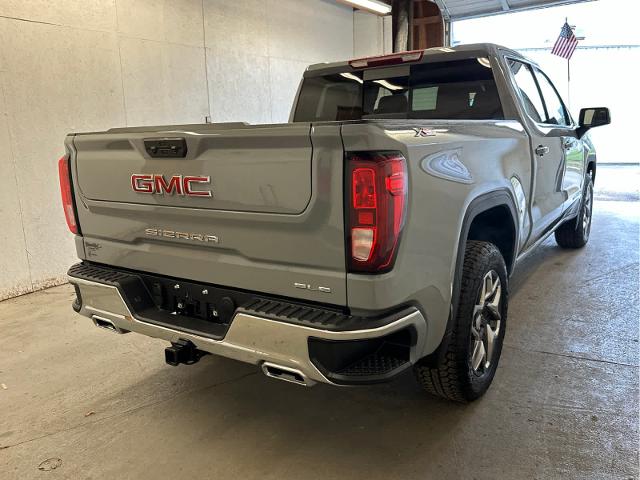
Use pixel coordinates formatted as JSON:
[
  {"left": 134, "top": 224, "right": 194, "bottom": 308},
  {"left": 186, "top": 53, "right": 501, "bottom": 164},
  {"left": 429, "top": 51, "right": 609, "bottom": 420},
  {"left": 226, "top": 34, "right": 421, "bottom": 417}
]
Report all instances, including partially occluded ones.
[{"left": 139, "top": 273, "right": 254, "bottom": 327}]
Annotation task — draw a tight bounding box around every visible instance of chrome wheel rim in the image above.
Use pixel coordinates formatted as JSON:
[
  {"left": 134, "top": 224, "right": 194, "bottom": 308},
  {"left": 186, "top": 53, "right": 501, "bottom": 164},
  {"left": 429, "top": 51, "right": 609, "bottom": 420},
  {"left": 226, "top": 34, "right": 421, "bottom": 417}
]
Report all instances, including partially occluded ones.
[
  {"left": 583, "top": 183, "right": 593, "bottom": 238},
  {"left": 470, "top": 270, "right": 502, "bottom": 375}
]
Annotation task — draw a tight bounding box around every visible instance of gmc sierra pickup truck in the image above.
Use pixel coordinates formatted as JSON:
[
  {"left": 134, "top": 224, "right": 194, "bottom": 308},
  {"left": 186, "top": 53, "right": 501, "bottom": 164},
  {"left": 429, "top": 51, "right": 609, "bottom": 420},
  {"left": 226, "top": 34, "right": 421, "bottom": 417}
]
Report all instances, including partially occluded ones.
[{"left": 61, "top": 44, "right": 610, "bottom": 402}]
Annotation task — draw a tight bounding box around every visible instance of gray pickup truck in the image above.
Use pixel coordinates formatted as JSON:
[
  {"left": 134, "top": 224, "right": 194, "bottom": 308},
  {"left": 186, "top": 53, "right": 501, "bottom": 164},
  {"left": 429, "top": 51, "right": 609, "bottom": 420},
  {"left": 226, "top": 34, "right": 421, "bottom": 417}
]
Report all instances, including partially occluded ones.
[{"left": 61, "top": 44, "right": 610, "bottom": 402}]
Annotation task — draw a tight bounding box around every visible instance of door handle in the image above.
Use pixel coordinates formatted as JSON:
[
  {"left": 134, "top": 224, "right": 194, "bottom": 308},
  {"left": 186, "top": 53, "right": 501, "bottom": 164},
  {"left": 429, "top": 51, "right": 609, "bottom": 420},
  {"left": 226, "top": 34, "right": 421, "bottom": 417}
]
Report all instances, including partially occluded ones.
[{"left": 535, "top": 145, "right": 550, "bottom": 156}]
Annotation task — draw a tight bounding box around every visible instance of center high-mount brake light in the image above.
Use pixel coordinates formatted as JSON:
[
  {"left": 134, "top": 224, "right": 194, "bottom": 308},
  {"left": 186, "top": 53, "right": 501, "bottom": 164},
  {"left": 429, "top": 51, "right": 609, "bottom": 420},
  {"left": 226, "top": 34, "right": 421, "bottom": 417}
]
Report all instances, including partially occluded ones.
[
  {"left": 349, "top": 50, "right": 424, "bottom": 69},
  {"left": 347, "top": 152, "right": 408, "bottom": 273},
  {"left": 58, "top": 154, "right": 79, "bottom": 234}
]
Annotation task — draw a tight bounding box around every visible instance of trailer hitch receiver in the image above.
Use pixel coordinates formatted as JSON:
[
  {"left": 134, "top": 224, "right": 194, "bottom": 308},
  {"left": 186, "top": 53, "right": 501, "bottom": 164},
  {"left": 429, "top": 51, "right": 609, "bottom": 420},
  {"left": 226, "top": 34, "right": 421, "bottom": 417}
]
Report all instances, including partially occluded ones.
[{"left": 165, "top": 339, "right": 205, "bottom": 366}]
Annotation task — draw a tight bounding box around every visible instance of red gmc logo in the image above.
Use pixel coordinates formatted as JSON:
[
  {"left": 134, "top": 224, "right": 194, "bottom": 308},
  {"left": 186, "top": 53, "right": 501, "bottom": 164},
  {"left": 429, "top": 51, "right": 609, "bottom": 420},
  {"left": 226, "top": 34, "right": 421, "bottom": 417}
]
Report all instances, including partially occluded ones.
[{"left": 131, "top": 174, "right": 212, "bottom": 197}]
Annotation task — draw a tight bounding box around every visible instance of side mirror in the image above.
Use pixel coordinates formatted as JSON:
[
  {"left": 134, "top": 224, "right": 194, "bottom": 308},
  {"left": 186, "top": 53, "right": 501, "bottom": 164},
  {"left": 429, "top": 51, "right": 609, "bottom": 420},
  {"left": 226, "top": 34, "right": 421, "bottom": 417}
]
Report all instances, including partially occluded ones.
[{"left": 577, "top": 107, "right": 611, "bottom": 138}]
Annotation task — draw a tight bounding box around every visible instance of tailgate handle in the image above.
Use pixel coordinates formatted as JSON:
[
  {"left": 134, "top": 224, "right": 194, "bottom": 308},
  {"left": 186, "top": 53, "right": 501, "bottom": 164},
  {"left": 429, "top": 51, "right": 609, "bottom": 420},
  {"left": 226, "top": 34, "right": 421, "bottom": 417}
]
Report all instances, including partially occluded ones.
[{"left": 144, "top": 138, "right": 187, "bottom": 158}]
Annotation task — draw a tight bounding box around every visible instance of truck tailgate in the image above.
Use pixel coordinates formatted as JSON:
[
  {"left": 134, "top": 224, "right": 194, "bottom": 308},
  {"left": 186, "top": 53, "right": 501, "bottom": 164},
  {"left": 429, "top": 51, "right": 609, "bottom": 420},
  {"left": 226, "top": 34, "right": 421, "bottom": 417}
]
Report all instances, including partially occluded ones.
[
  {"left": 68, "top": 123, "right": 347, "bottom": 305},
  {"left": 76, "top": 124, "right": 312, "bottom": 214}
]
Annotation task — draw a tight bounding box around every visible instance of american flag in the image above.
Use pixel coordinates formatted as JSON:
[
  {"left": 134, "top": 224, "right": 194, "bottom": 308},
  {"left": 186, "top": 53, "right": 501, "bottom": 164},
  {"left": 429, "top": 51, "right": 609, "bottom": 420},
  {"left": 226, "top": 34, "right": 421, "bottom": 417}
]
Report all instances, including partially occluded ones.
[{"left": 551, "top": 22, "right": 579, "bottom": 59}]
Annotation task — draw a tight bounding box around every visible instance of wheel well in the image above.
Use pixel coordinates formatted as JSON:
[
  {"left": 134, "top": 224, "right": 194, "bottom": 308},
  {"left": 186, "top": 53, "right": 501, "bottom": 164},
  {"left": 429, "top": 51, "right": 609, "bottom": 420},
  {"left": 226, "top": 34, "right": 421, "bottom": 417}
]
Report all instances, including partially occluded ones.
[
  {"left": 467, "top": 205, "right": 516, "bottom": 273},
  {"left": 587, "top": 161, "right": 596, "bottom": 184}
]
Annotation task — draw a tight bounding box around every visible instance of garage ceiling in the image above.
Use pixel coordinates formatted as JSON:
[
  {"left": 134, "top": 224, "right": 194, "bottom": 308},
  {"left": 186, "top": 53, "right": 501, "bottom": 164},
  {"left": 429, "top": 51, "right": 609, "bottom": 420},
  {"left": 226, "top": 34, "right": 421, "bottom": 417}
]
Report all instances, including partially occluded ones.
[{"left": 431, "top": 0, "right": 596, "bottom": 20}]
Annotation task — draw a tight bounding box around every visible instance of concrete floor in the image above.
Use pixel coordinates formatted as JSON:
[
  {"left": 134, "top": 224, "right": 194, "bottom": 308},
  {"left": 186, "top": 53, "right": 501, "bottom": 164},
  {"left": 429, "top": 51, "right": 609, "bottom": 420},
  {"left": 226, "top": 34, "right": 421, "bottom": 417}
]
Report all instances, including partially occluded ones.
[{"left": 1, "top": 166, "right": 638, "bottom": 479}]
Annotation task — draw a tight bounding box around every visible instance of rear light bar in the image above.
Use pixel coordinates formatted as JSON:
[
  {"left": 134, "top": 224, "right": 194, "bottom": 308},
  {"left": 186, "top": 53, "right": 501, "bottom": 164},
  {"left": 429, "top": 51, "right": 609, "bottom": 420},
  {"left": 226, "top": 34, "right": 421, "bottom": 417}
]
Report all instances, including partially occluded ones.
[
  {"left": 349, "top": 50, "right": 424, "bottom": 69},
  {"left": 58, "top": 154, "right": 79, "bottom": 234},
  {"left": 347, "top": 151, "right": 408, "bottom": 273}
]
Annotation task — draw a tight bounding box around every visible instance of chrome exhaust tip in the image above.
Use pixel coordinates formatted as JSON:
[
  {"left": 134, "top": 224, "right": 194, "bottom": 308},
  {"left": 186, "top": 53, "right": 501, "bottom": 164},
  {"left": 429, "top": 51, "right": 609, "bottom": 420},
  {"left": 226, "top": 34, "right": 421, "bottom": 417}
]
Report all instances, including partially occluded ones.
[
  {"left": 92, "top": 315, "right": 128, "bottom": 334},
  {"left": 261, "top": 362, "right": 312, "bottom": 387}
]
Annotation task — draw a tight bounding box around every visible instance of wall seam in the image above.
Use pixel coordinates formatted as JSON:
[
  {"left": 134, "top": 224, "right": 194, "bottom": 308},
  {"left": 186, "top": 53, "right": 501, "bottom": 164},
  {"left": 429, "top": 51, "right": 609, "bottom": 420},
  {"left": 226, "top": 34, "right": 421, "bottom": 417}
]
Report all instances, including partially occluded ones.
[
  {"left": 266, "top": 56, "right": 275, "bottom": 123},
  {"left": 0, "top": 14, "right": 120, "bottom": 36},
  {"left": 378, "top": 15, "right": 383, "bottom": 54},
  {"left": 114, "top": 0, "right": 129, "bottom": 126},
  {"left": 115, "top": 33, "right": 210, "bottom": 49},
  {"left": 0, "top": 12, "right": 217, "bottom": 50},
  {"left": 0, "top": 72, "right": 34, "bottom": 294},
  {"left": 0, "top": 14, "right": 62, "bottom": 27},
  {"left": 201, "top": 0, "right": 212, "bottom": 121},
  {"left": 266, "top": 54, "right": 318, "bottom": 65},
  {"left": 265, "top": 1, "right": 274, "bottom": 123},
  {"left": 520, "top": 45, "right": 640, "bottom": 51},
  {"left": 353, "top": 9, "right": 356, "bottom": 55}
]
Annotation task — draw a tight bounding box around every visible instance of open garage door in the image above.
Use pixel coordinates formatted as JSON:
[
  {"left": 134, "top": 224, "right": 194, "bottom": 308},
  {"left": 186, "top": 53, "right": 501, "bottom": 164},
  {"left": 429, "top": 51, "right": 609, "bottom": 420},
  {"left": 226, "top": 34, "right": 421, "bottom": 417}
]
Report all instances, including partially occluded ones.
[{"left": 432, "top": 0, "right": 596, "bottom": 20}]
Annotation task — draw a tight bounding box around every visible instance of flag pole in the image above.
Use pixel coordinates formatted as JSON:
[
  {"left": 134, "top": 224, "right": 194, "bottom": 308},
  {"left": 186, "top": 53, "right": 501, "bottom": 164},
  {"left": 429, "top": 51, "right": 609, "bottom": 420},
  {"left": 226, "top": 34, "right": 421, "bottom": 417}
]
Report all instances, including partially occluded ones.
[{"left": 566, "top": 17, "right": 571, "bottom": 108}]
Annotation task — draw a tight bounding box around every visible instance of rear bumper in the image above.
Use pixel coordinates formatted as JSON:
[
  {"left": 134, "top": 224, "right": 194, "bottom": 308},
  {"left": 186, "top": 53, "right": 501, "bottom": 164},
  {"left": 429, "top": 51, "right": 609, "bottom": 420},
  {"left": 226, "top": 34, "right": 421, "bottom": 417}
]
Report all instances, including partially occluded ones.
[{"left": 68, "top": 264, "right": 427, "bottom": 386}]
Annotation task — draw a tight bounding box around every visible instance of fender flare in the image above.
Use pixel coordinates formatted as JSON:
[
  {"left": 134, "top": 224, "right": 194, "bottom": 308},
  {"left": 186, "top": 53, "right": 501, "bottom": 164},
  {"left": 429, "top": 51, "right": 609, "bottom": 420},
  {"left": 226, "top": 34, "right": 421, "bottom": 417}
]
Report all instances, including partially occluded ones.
[{"left": 440, "top": 189, "right": 519, "bottom": 354}]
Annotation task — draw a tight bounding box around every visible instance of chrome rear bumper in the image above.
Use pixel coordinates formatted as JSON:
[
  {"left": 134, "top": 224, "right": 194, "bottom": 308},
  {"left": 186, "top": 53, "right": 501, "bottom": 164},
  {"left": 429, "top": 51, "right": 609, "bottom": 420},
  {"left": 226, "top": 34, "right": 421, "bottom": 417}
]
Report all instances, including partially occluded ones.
[{"left": 69, "top": 276, "right": 427, "bottom": 386}]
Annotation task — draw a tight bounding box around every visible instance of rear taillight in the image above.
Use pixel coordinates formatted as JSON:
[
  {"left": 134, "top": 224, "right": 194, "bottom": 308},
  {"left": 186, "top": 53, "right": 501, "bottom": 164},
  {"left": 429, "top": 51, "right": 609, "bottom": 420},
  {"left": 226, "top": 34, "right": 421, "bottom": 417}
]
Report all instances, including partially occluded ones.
[
  {"left": 347, "top": 152, "right": 407, "bottom": 273},
  {"left": 58, "top": 155, "right": 78, "bottom": 234}
]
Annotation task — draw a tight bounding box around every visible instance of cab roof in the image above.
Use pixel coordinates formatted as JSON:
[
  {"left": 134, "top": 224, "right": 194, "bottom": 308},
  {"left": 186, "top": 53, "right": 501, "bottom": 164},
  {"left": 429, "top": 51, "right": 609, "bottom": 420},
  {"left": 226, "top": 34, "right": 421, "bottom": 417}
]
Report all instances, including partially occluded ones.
[{"left": 305, "top": 43, "right": 534, "bottom": 77}]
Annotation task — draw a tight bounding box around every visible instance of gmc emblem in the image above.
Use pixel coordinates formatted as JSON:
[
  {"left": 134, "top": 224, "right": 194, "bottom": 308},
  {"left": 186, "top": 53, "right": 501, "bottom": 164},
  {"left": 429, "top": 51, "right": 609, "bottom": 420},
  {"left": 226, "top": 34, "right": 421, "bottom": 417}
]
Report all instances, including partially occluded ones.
[{"left": 131, "top": 174, "right": 212, "bottom": 197}]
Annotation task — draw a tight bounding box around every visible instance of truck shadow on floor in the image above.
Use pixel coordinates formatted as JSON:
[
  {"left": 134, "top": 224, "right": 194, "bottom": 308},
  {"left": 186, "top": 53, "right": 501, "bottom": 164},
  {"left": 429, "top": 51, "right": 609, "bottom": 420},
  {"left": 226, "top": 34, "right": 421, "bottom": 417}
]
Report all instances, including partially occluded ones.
[
  {"left": 509, "top": 240, "right": 563, "bottom": 296},
  {"left": 105, "top": 356, "right": 479, "bottom": 473}
]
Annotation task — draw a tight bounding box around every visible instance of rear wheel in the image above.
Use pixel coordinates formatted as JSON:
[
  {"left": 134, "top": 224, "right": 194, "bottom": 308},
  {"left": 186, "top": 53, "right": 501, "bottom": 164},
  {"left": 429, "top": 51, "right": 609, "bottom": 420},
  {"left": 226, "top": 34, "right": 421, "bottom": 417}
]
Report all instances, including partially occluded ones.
[
  {"left": 555, "top": 174, "right": 593, "bottom": 249},
  {"left": 414, "top": 240, "right": 508, "bottom": 402}
]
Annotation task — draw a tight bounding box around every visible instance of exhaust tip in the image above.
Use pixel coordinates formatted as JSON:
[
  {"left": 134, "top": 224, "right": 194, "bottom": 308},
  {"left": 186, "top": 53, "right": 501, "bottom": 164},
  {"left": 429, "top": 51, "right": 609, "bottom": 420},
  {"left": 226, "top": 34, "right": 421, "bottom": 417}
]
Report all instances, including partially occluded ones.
[
  {"left": 92, "top": 316, "right": 127, "bottom": 334},
  {"left": 261, "top": 362, "right": 310, "bottom": 387}
]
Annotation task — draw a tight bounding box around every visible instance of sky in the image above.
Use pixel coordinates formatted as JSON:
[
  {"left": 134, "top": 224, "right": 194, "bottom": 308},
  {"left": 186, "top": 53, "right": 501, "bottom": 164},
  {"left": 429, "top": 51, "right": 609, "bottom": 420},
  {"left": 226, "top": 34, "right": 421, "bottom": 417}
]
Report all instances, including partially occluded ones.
[{"left": 451, "top": 0, "right": 640, "bottom": 49}]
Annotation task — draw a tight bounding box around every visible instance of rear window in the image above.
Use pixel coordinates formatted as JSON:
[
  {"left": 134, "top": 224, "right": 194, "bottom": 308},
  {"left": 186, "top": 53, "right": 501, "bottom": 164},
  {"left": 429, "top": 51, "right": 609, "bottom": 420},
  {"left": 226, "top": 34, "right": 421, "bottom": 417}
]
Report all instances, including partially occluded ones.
[{"left": 293, "top": 58, "right": 504, "bottom": 122}]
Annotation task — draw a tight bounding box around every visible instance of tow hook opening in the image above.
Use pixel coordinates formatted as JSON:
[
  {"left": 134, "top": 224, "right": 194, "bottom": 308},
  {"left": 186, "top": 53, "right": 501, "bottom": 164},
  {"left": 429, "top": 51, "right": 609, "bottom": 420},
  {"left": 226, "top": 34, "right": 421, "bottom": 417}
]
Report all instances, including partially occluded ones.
[{"left": 165, "top": 339, "right": 206, "bottom": 366}]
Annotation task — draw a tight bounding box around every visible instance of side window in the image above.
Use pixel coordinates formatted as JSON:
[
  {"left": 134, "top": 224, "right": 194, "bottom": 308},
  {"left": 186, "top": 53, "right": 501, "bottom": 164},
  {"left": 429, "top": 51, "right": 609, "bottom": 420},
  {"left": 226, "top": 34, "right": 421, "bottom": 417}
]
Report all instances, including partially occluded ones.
[
  {"left": 534, "top": 69, "right": 570, "bottom": 126},
  {"left": 508, "top": 60, "right": 546, "bottom": 123}
]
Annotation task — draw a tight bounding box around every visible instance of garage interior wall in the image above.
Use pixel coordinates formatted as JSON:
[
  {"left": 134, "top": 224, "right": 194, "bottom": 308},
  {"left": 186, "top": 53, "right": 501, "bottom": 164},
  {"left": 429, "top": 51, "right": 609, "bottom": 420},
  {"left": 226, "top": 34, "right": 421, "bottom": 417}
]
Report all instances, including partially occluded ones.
[
  {"left": 0, "top": 0, "right": 356, "bottom": 301},
  {"left": 353, "top": 10, "right": 393, "bottom": 57}
]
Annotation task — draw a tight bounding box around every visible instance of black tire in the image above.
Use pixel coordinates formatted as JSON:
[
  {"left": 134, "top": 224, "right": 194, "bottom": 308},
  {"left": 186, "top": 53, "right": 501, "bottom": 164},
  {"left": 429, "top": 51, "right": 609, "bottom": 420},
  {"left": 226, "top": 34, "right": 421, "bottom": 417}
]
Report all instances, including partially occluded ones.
[
  {"left": 413, "top": 241, "right": 508, "bottom": 402},
  {"left": 555, "top": 174, "right": 594, "bottom": 249}
]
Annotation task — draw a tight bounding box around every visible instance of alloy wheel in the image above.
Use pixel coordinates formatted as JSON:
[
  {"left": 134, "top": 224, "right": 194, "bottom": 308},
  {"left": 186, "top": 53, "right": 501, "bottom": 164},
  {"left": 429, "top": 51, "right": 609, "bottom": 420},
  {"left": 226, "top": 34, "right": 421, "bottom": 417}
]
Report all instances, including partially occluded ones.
[
  {"left": 583, "top": 182, "right": 593, "bottom": 239},
  {"left": 470, "top": 270, "right": 502, "bottom": 374}
]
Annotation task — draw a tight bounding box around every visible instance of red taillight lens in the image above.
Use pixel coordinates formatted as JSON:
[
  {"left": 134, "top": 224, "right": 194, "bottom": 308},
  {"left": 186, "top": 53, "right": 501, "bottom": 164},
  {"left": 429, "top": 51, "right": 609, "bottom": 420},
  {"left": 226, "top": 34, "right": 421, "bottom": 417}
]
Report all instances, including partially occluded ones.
[
  {"left": 58, "top": 155, "right": 78, "bottom": 234},
  {"left": 347, "top": 152, "right": 407, "bottom": 273}
]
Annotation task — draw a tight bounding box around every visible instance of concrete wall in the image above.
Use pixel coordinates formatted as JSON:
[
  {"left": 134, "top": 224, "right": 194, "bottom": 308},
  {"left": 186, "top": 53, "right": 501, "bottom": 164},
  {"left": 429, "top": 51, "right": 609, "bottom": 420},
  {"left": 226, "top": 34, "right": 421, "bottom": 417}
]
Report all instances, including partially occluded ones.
[
  {"left": 353, "top": 10, "right": 392, "bottom": 57},
  {"left": 0, "top": 0, "right": 355, "bottom": 300}
]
